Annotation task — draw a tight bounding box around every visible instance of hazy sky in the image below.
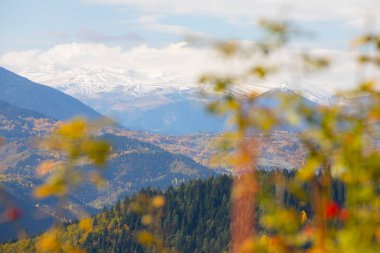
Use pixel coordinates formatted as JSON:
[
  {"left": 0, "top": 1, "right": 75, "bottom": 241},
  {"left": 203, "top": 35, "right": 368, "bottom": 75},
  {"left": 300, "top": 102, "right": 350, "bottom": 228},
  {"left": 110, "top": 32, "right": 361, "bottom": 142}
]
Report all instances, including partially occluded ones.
[{"left": 1, "top": 0, "right": 379, "bottom": 93}]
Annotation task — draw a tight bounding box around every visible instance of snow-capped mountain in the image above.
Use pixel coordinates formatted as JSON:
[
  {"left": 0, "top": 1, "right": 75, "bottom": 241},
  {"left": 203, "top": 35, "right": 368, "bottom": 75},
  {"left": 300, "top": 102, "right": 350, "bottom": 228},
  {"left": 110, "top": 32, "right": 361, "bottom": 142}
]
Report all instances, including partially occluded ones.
[
  {"left": 292, "top": 86, "right": 333, "bottom": 106},
  {"left": 19, "top": 66, "right": 197, "bottom": 98},
  {"left": 20, "top": 66, "right": 331, "bottom": 103},
  {"left": 5, "top": 66, "right": 333, "bottom": 134}
]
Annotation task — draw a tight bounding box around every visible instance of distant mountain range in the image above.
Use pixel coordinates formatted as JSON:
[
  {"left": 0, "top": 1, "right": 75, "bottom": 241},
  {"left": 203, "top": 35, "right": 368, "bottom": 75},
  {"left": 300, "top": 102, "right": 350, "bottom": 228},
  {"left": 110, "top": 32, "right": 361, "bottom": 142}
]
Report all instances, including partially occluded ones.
[
  {"left": 4, "top": 67, "right": 333, "bottom": 135},
  {"left": 68, "top": 83, "right": 331, "bottom": 135},
  {"left": 0, "top": 67, "right": 312, "bottom": 242},
  {"left": 0, "top": 68, "right": 217, "bottom": 241}
]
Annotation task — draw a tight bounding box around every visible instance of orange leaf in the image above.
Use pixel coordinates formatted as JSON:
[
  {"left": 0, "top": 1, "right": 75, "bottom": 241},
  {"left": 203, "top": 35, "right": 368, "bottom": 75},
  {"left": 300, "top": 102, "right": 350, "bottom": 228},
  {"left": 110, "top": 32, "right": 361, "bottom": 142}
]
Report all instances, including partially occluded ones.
[{"left": 36, "top": 161, "right": 60, "bottom": 176}]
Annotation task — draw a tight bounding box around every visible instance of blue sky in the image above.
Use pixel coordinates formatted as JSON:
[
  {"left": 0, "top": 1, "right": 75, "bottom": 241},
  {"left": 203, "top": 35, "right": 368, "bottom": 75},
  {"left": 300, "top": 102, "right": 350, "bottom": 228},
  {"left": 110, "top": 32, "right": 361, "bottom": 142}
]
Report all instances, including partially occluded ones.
[
  {"left": 0, "top": 0, "right": 379, "bottom": 93},
  {"left": 1, "top": 0, "right": 373, "bottom": 52},
  {"left": 0, "top": 0, "right": 148, "bottom": 52}
]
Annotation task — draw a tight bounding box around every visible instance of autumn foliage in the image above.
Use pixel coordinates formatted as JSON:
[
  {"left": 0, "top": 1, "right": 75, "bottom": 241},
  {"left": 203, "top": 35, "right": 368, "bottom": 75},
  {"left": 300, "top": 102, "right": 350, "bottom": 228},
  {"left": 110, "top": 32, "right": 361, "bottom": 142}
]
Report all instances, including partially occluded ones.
[
  {"left": 199, "top": 19, "right": 380, "bottom": 252},
  {"left": 1, "top": 17, "right": 380, "bottom": 253}
]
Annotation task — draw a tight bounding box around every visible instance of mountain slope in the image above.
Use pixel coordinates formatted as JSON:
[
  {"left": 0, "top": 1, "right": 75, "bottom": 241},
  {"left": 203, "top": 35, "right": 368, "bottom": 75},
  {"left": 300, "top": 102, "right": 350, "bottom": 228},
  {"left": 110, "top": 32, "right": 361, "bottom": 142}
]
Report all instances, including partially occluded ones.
[
  {"left": 62, "top": 85, "right": 323, "bottom": 135},
  {"left": 74, "top": 134, "right": 216, "bottom": 208},
  {"left": 0, "top": 99, "right": 216, "bottom": 242},
  {"left": 79, "top": 90, "right": 225, "bottom": 135},
  {"left": 0, "top": 67, "right": 102, "bottom": 120},
  {"left": 121, "top": 97, "right": 224, "bottom": 135},
  {"left": 1, "top": 67, "right": 329, "bottom": 134},
  {"left": 0, "top": 99, "right": 57, "bottom": 138},
  {"left": 0, "top": 100, "right": 98, "bottom": 242}
]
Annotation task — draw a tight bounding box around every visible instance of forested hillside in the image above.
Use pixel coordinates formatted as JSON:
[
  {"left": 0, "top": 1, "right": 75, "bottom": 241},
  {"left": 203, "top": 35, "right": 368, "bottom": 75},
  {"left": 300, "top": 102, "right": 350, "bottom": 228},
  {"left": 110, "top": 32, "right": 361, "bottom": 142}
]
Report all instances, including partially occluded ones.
[
  {"left": 0, "top": 100, "right": 216, "bottom": 242},
  {"left": 0, "top": 175, "right": 232, "bottom": 253},
  {"left": 0, "top": 173, "right": 346, "bottom": 253}
]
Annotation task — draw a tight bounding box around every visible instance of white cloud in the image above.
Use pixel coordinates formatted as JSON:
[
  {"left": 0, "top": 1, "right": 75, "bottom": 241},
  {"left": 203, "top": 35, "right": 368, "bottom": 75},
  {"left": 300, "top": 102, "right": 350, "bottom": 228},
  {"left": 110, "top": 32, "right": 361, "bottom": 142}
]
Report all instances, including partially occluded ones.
[
  {"left": 83, "top": 0, "right": 380, "bottom": 26},
  {"left": 0, "top": 42, "right": 224, "bottom": 92},
  {"left": 0, "top": 41, "right": 367, "bottom": 97},
  {"left": 138, "top": 15, "right": 207, "bottom": 37}
]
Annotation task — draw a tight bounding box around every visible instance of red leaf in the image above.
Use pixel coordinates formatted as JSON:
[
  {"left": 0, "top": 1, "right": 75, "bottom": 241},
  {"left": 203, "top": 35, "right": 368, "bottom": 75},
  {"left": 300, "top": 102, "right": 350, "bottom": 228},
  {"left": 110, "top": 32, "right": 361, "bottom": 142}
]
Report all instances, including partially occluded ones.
[
  {"left": 326, "top": 202, "right": 341, "bottom": 219},
  {"left": 339, "top": 209, "right": 349, "bottom": 221},
  {"left": 6, "top": 208, "right": 22, "bottom": 221}
]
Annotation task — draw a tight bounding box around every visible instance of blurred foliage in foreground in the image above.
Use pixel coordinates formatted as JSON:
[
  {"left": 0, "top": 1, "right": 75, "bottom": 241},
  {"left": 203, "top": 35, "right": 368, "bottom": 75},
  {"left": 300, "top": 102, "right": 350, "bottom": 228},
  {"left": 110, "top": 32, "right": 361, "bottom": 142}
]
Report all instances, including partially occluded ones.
[
  {"left": 34, "top": 118, "right": 112, "bottom": 253},
  {"left": 198, "top": 19, "right": 380, "bottom": 252},
  {"left": 1, "top": 17, "right": 380, "bottom": 253},
  {"left": 0, "top": 119, "right": 113, "bottom": 252},
  {"left": 34, "top": 118, "right": 111, "bottom": 200}
]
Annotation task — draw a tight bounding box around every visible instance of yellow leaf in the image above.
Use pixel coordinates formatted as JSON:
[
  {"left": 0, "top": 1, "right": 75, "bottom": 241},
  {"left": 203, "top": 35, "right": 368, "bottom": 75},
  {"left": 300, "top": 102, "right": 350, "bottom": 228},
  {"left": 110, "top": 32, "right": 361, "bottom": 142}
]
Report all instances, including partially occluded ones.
[
  {"left": 36, "top": 229, "right": 60, "bottom": 252},
  {"left": 142, "top": 215, "right": 153, "bottom": 225},
  {"left": 359, "top": 80, "right": 375, "bottom": 91},
  {"left": 297, "top": 158, "right": 319, "bottom": 181},
  {"left": 136, "top": 231, "right": 154, "bottom": 246},
  {"left": 151, "top": 195, "right": 165, "bottom": 208},
  {"left": 230, "top": 148, "right": 253, "bottom": 168},
  {"left": 351, "top": 35, "right": 376, "bottom": 47},
  {"left": 79, "top": 217, "right": 93, "bottom": 233},
  {"left": 239, "top": 237, "right": 255, "bottom": 253},
  {"left": 82, "top": 140, "right": 111, "bottom": 166},
  {"left": 250, "top": 66, "right": 267, "bottom": 78},
  {"left": 34, "top": 182, "right": 67, "bottom": 199},
  {"left": 301, "top": 210, "right": 307, "bottom": 224},
  {"left": 56, "top": 118, "right": 88, "bottom": 139},
  {"left": 216, "top": 41, "right": 238, "bottom": 56}
]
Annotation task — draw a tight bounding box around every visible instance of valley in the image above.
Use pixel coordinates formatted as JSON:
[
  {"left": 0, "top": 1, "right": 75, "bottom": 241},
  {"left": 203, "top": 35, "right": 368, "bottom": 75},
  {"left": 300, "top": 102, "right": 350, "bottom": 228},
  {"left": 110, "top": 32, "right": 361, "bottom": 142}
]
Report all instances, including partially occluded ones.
[{"left": 0, "top": 67, "right": 308, "bottom": 243}]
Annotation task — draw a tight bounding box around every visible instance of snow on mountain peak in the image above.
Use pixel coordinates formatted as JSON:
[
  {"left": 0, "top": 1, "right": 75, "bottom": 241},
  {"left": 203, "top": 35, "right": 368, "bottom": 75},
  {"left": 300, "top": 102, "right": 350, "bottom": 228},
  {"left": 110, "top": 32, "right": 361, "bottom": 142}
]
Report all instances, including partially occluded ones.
[
  {"left": 21, "top": 66, "right": 197, "bottom": 98},
  {"left": 10, "top": 65, "right": 332, "bottom": 106}
]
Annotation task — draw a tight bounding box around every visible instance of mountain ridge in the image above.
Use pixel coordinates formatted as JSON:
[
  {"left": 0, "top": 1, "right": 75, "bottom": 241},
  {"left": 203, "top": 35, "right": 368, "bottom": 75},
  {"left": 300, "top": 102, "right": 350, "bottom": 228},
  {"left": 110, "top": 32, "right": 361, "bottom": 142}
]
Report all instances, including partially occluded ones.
[
  {"left": 0, "top": 93, "right": 217, "bottom": 242},
  {"left": 0, "top": 67, "right": 102, "bottom": 121},
  {"left": 1, "top": 67, "right": 334, "bottom": 134}
]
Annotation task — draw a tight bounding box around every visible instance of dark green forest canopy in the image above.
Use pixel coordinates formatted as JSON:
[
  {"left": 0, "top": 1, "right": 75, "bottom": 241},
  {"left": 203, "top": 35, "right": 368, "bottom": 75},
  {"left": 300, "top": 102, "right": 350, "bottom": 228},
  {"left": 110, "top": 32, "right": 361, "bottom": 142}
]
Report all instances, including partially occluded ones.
[{"left": 0, "top": 172, "right": 346, "bottom": 253}]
